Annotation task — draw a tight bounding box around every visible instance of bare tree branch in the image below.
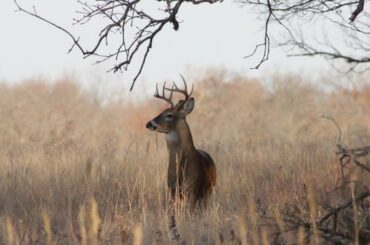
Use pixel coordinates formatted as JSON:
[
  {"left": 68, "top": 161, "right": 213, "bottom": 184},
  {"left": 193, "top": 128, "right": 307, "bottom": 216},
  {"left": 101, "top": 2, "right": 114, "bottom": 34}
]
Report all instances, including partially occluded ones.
[
  {"left": 349, "top": 0, "right": 365, "bottom": 22},
  {"left": 241, "top": 0, "right": 370, "bottom": 73},
  {"left": 318, "top": 190, "right": 370, "bottom": 226},
  {"left": 244, "top": 0, "right": 272, "bottom": 69},
  {"left": 14, "top": 0, "right": 370, "bottom": 89},
  {"left": 13, "top": 0, "right": 223, "bottom": 91}
]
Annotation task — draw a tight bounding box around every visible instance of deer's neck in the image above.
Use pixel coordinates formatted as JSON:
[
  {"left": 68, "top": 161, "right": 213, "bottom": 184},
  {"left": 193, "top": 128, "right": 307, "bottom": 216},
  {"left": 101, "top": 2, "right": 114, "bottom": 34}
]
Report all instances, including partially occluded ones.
[{"left": 165, "top": 119, "right": 195, "bottom": 157}]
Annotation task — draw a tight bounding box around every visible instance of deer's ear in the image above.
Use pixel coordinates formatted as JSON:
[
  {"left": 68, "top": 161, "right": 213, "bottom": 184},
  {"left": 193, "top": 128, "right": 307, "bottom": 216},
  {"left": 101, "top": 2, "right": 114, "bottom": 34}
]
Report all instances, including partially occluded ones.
[{"left": 178, "top": 98, "right": 195, "bottom": 117}]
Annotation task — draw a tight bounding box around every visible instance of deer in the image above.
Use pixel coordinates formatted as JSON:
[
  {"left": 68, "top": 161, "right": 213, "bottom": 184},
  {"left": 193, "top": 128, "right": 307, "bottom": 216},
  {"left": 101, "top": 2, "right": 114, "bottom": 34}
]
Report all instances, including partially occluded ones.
[
  {"left": 146, "top": 76, "right": 216, "bottom": 241},
  {"left": 146, "top": 76, "right": 216, "bottom": 208}
]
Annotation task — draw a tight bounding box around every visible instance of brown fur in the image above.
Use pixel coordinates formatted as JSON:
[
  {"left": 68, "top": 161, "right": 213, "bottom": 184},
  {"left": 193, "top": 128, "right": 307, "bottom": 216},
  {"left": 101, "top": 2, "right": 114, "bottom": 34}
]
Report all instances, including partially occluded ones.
[
  {"left": 165, "top": 119, "right": 216, "bottom": 208},
  {"left": 146, "top": 86, "right": 216, "bottom": 208}
]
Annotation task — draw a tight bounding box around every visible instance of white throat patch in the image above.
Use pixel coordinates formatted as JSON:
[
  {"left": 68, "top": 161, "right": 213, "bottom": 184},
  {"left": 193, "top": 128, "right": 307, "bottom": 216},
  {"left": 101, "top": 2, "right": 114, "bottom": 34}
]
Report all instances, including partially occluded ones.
[{"left": 166, "top": 131, "right": 180, "bottom": 144}]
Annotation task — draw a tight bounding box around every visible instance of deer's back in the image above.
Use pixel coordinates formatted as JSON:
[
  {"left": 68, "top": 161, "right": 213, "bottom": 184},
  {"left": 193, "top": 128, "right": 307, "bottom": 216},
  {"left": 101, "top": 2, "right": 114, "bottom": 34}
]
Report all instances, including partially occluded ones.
[
  {"left": 193, "top": 149, "right": 216, "bottom": 202},
  {"left": 198, "top": 150, "right": 216, "bottom": 186}
]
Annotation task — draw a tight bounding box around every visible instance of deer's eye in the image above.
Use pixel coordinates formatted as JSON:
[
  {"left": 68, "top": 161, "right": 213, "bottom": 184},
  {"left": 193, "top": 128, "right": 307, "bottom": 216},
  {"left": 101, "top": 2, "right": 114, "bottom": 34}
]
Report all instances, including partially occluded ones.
[{"left": 166, "top": 114, "right": 174, "bottom": 119}]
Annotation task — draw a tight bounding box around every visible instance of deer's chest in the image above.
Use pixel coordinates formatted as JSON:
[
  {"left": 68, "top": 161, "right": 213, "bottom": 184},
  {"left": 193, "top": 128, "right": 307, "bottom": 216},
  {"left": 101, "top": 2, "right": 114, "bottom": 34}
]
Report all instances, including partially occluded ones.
[{"left": 167, "top": 153, "right": 198, "bottom": 190}]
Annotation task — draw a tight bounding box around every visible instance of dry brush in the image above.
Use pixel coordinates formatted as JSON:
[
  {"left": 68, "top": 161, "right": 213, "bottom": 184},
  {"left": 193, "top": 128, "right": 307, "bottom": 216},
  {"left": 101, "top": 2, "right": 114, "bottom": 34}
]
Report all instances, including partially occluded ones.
[{"left": 0, "top": 73, "right": 370, "bottom": 244}]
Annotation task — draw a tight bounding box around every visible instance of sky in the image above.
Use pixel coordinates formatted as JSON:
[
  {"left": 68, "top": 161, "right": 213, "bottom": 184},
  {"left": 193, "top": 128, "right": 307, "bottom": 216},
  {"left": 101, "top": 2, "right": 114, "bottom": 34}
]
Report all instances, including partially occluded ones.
[{"left": 0, "top": 0, "right": 328, "bottom": 96}]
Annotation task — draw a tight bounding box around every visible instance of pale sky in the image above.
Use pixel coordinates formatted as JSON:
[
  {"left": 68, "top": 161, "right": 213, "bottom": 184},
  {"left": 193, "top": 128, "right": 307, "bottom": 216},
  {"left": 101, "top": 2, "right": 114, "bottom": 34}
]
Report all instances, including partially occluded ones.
[{"left": 1, "top": 0, "right": 328, "bottom": 95}]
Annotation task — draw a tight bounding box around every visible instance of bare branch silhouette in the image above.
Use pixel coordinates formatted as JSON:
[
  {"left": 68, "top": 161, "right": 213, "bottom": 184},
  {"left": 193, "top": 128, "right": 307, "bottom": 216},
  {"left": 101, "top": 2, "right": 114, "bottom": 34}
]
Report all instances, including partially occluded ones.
[
  {"left": 241, "top": 0, "right": 370, "bottom": 73},
  {"left": 13, "top": 0, "right": 223, "bottom": 90},
  {"left": 13, "top": 0, "right": 370, "bottom": 90}
]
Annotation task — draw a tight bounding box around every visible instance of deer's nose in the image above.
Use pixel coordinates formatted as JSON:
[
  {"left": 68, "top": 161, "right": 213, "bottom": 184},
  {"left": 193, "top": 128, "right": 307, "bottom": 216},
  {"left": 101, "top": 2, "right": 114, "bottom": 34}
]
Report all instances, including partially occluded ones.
[{"left": 146, "top": 121, "right": 157, "bottom": 130}]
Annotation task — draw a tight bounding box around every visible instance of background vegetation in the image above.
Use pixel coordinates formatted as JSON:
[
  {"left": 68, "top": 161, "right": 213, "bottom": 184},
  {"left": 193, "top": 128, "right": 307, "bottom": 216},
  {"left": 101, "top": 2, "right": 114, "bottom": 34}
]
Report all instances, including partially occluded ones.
[{"left": 0, "top": 71, "right": 370, "bottom": 244}]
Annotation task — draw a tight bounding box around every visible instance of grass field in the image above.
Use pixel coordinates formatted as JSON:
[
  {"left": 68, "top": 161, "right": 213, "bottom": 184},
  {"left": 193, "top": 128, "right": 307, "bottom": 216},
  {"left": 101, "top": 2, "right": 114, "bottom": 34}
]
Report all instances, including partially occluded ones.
[{"left": 0, "top": 72, "right": 370, "bottom": 244}]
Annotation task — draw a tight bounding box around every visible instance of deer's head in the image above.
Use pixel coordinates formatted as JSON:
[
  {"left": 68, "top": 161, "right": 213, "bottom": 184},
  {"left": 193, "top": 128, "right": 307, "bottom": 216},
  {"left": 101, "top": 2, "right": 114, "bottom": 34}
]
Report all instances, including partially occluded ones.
[{"left": 146, "top": 76, "right": 194, "bottom": 134}]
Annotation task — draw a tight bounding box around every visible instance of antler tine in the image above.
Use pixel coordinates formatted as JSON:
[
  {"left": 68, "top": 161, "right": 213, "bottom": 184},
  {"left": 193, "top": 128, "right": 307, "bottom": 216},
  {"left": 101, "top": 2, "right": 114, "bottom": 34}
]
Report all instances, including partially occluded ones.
[
  {"left": 153, "top": 82, "right": 174, "bottom": 108},
  {"left": 162, "top": 81, "right": 167, "bottom": 99},
  {"left": 164, "top": 75, "right": 193, "bottom": 101},
  {"left": 179, "top": 74, "right": 188, "bottom": 96},
  {"left": 168, "top": 84, "right": 175, "bottom": 102},
  {"left": 190, "top": 83, "right": 194, "bottom": 97},
  {"left": 155, "top": 83, "right": 160, "bottom": 97},
  {"left": 180, "top": 74, "right": 194, "bottom": 99},
  {"left": 188, "top": 81, "right": 194, "bottom": 98}
]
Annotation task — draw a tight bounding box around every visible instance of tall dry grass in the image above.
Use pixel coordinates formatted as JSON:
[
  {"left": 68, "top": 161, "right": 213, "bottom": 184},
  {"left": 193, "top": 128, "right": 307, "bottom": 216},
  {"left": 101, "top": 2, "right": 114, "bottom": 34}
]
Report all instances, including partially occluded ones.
[{"left": 0, "top": 72, "right": 369, "bottom": 244}]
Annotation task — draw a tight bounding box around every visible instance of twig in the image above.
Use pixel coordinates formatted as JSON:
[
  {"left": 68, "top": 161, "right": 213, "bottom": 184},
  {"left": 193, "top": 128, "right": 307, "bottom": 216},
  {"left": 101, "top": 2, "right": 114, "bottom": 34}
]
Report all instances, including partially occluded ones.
[
  {"left": 13, "top": 0, "right": 222, "bottom": 91},
  {"left": 321, "top": 114, "right": 342, "bottom": 144},
  {"left": 318, "top": 191, "right": 370, "bottom": 226},
  {"left": 349, "top": 0, "right": 365, "bottom": 22}
]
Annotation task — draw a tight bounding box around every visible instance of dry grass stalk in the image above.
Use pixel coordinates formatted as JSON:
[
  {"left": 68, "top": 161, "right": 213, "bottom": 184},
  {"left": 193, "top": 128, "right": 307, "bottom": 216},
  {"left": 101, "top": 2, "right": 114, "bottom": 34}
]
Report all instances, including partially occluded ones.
[
  {"left": 89, "top": 198, "right": 101, "bottom": 245},
  {"left": 133, "top": 224, "right": 143, "bottom": 245},
  {"left": 78, "top": 206, "right": 87, "bottom": 245},
  {"left": 1, "top": 73, "right": 370, "bottom": 243},
  {"left": 41, "top": 210, "right": 54, "bottom": 245},
  {"left": 5, "top": 216, "right": 15, "bottom": 245}
]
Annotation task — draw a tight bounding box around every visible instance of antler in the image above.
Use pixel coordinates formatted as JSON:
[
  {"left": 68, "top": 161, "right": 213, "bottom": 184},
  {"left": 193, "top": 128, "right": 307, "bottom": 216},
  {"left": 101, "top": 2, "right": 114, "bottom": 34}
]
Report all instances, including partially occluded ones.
[
  {"left": 154, "top": 75, "right": 194, "bottom": 108},
  {"left": 165, "top": 74, "right": 194, "bottom": 101},
  {"left": 154, "top": 81, "right": 175, "bottom": 108}
]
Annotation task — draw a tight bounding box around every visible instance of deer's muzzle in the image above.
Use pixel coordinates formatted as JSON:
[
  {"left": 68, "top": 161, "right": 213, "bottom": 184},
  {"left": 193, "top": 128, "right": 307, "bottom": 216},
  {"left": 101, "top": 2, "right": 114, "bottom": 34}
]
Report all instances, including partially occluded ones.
[{"left": 146, "top": 121, "right": 157, "bottom": 131}]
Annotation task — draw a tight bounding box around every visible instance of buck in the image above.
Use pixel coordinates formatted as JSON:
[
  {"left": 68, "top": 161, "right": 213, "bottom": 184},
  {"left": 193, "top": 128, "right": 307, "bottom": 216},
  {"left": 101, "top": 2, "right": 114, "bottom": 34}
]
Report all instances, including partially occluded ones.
[{"left": 146, "top": 76, "right": 217, "bottom": 208}]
